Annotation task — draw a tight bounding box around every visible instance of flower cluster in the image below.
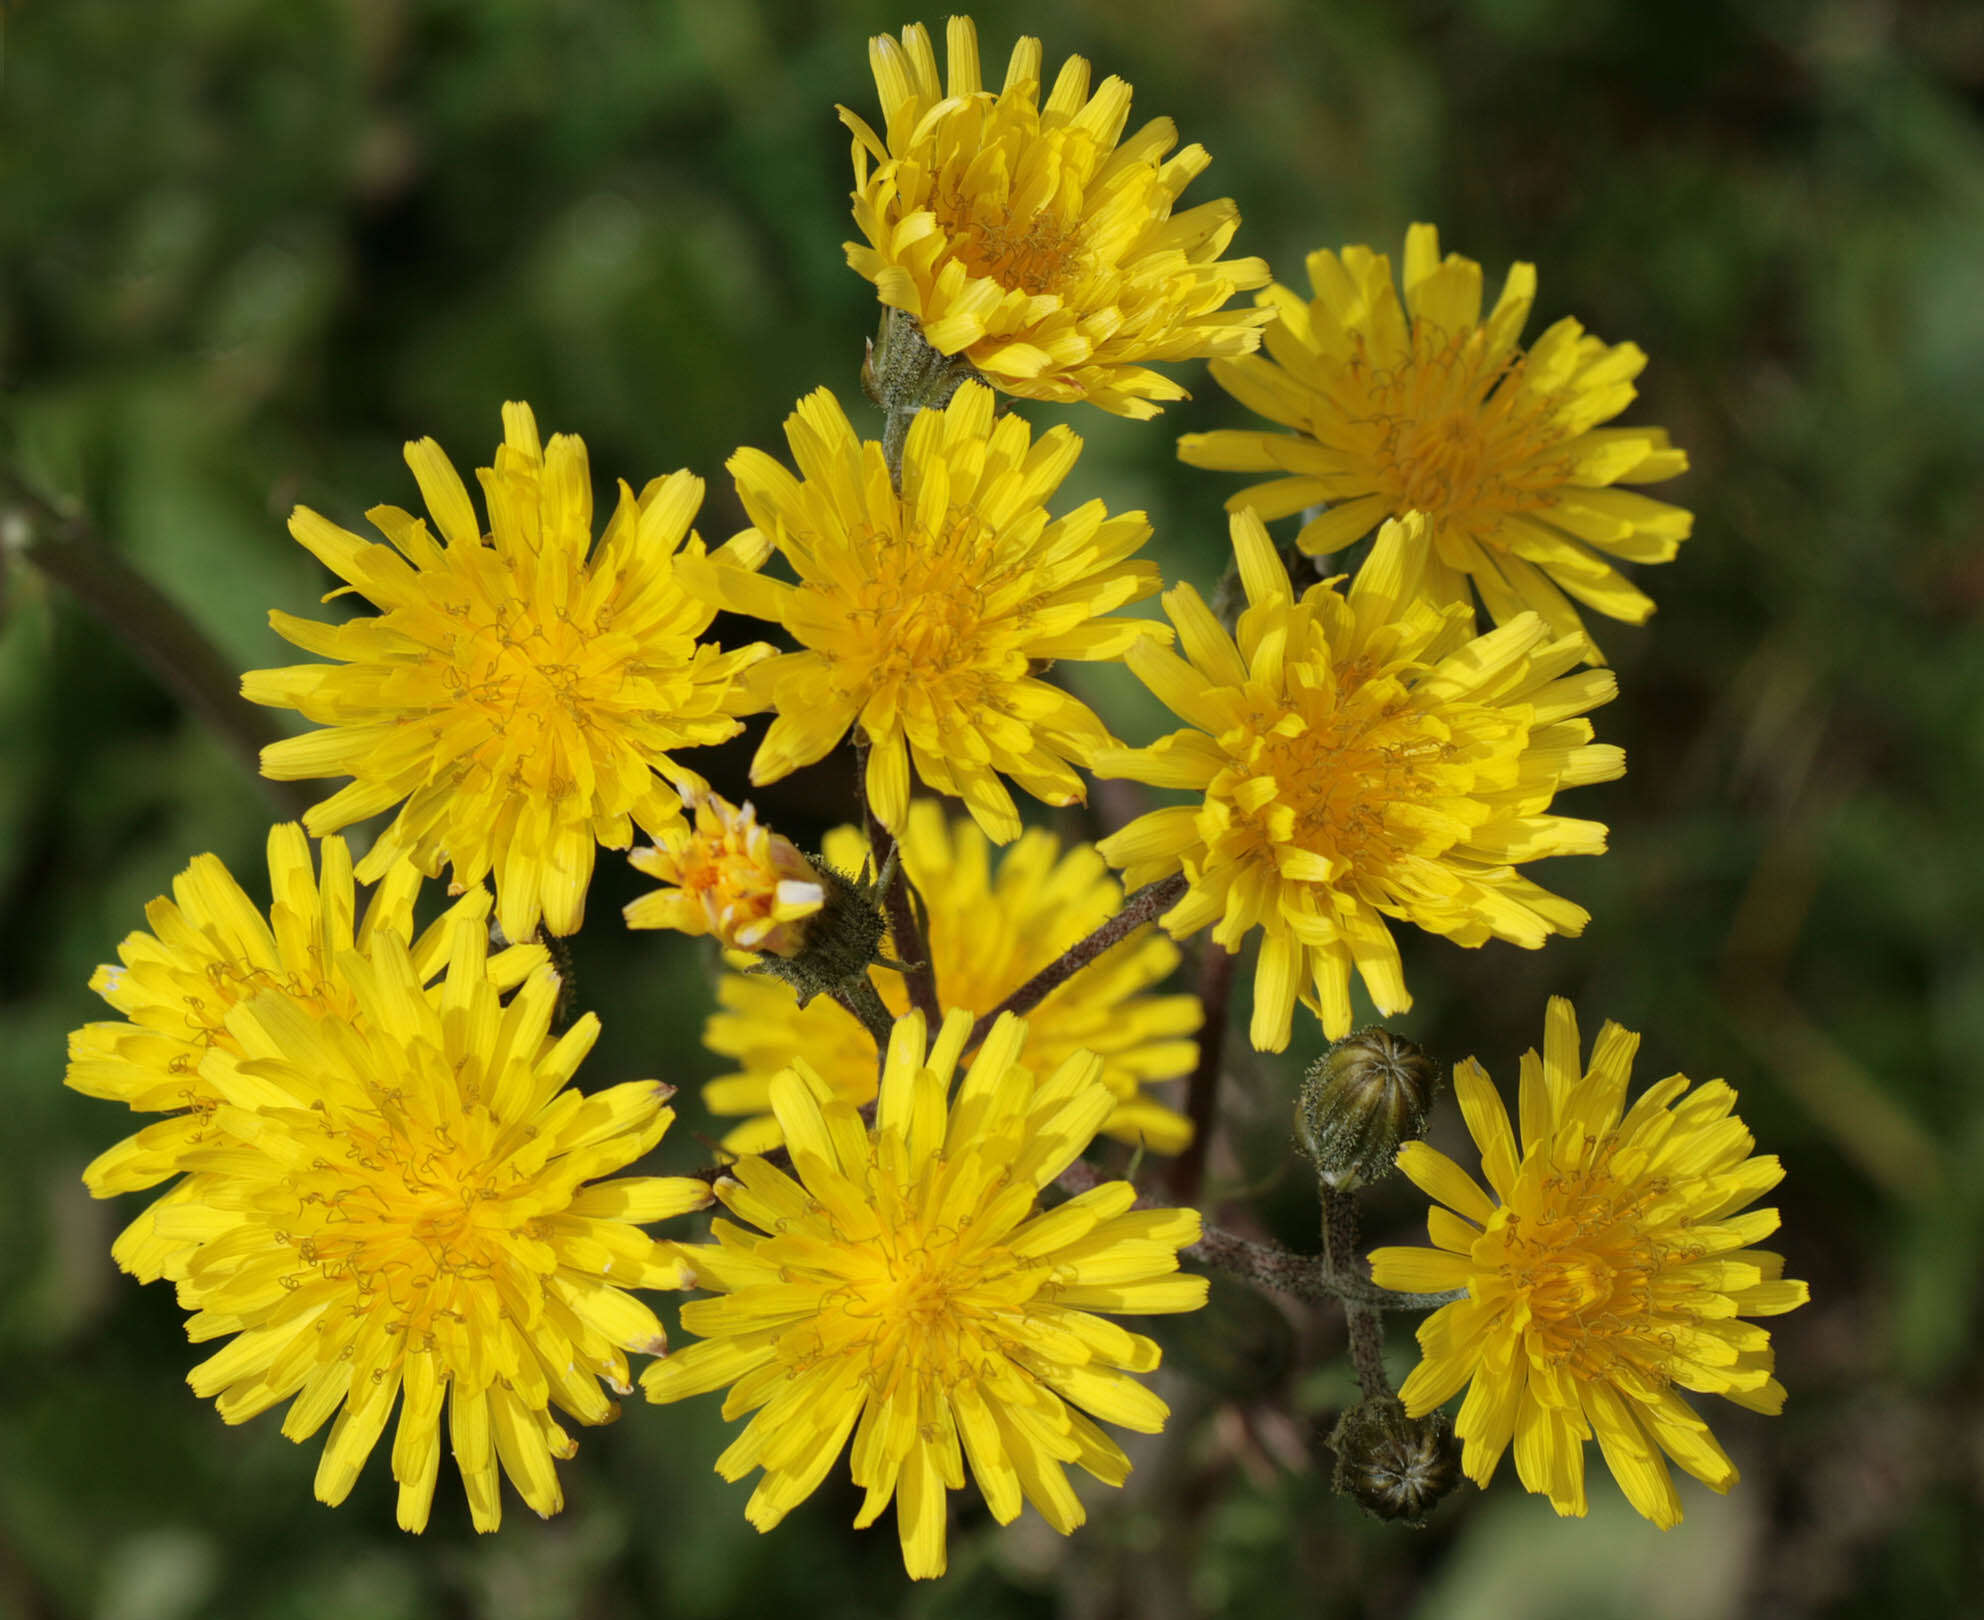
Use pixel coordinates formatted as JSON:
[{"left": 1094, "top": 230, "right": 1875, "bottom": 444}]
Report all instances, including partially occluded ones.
[{"left": 57, "top": 8, "right": 1805, "bottom": 1584}]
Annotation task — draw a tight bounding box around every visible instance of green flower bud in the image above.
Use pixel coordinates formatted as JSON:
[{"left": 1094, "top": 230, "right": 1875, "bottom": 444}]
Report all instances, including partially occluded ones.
[
  {"left": 1329, "top": 1395, "right": 1463, "bottom": 1526},
  {"left": 1295, "top": 1027, "right": 1438, "bottom": 1191}
]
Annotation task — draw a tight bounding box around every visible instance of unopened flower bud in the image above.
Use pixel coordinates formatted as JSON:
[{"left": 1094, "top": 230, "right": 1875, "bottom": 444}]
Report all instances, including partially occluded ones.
[
  {"left": 1295, "top": 1027, "right": 1437, "bottom": 1191},
  {"left": 752, "top": 853, "right": 897, "bottom": 1008},
  {"left": 1329, "top": 1395, "right": 1462, "bottom": 1526}
]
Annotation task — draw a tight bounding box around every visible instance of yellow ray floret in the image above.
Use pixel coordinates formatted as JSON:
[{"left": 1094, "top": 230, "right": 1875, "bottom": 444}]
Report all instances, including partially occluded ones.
[
  {"left": 702, "top": 802, "right": 1199, "bottom": 1156},
  {"left": 64, "top": 824, "right": 544, "bottom": 1283},
  {"left": 645, "top": 1006, "right": 1207, "bottom": 1579},
  {"left": 1370, "top": 998, "right": 1808, "bottom": 1527},
  {"left": 625, "top": 791, "right": 825, "bottom": 958},
  {"left": 162, "top": 920, "right": 710, "bottom": 1533},
  {"left": 841, "top": 16, "right": 1271, "bottom": 416},
  {"left": 1095, "top": 510, "right": 1623, "bottom": 1052},
  {"left": 243, "top": 403, "right": 774, "bottom": 941},
  {"left": 1179, "top": 224, "right": 1691, "bottom": 659},
  {"left": 680, "top": 382, "right": 1168, "bottom": 843}
]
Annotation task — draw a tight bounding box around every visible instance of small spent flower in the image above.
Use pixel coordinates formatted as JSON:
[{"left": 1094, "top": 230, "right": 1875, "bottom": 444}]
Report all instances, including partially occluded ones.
[
  {"left": 842, "top": 17, "right": 1271, "bottom": 416},
  {"left": 167, "top": 924, "right": 710, "bottom": 1532},
  {"left": 1096, "top": 510, "right": 1622, "bottom": 1052},
  {"left": 64, "top": 824, "right": 541, "bottom": 1283},
  {"left": 682, "top": 383, "right": 1166, "bottom": 842},
  {"left": 644, "top": 1007, "right": 1207, "bottom": 1579},
  {"left": 1179, "top": 224, "right": 1691, "bottom": 658},
  {"left": 1370, "top": 999, "right": 1809, "bottom": 1527},
  {"left": 703, "top": 803, "right": 1200, "bottom": 1156},
  {"left": 625, "top": 792, "right": 824, "bottom": 958},
  {"left": 243, "top": 403, "right": 773, "bottom": 941}
]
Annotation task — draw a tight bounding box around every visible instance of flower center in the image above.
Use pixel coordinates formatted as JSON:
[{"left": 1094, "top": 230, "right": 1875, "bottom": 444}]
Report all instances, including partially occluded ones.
[
  {"left": 281, "top": 1101, "right": 525, "bottom": 1340},
  {"left": 938, "top": 188, "right": 1084, "bottom": 296},
  {"left": 1355, "top": 330, "right": 1573, "bottom": 542},
  {"left": 1483, "top": 1155, "right": 1687, "bottom": 1385},
  {"left": 834, "top": 513, "right": 1014, "bottom": 698},
  {"left": 1226, "top": 665, "right": 1463, "bottom": 879}
]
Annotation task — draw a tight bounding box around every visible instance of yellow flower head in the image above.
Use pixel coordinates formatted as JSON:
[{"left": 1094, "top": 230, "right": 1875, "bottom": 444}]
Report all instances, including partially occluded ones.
[
  {"left": 1179, "top": 224, "right": 1691, "bottom": 658},
  {"left": 243, "top": 403, "right": 774, "bottom": 941},
  {"left": 683, "top": 383, "right": 1166, "bottom": 843},
  {"left": 624, "top": 792, "right": 825, "bottom": 958},
  {"left": 1096, "top": 510, "right": 1623, "bottom": 1052},
  {"left": 64, "top": 824, "right": 543, "bottom": 1283},
  {"left": 167, "top": 920, "right": 711, "bottom": 1533},
  {"left": 841, "top": 17, "right": 1271, "bottom": 416},
  {"left": 643, "top": 1007, "right": 1207, "bottom": 1580},
  {"left": 702, "top": 802, "right": 1200, "bottom": 1155},
  {"left": 1370, "top": 999, "right": 1808, "bottom": 1527}
]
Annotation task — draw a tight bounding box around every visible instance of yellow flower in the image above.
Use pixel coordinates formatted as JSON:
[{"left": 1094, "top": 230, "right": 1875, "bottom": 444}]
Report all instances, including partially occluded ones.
[
  {"left": 624, "top": 792, "right": 825, "bottom": 958},
  {"left": 681, "top": 383, "right": 1165, "bottom": 842},
  {"left": 1179, "top": 224, "right": 1691, "bottom": 657},
  {"left": 643, "top": 1007, "right": 1207, "bottom": 1579},
  {"left": 703, "top": 802, "right": 1199, "bottom": 1155},
  {"left": 166, "top": 920, "right": 710, "bottom": 1532},
  {"left": 63, "top": 824, "right": 542, "bottom": 1283},
  {"left": 1370, "top": 999, "right": 1808, "bottom": 1527},
  {"left": 1095, "top": 510, "right": 1622, "bottom": 1052},
  {"left": 841, "top": 17, "right": 1271, "bottom": 416},
  {"left": 243, "top": 403, "right": 773, "bottom": 941}
]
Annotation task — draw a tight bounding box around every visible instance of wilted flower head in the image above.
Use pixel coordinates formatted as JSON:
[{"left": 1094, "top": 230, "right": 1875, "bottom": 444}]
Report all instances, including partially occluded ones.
[
  {"left": 625, "top": 792, "right": 824, "bottom": 958},
  {"left": 842, "top": 17, "right": 1271, "bottom": 416}
]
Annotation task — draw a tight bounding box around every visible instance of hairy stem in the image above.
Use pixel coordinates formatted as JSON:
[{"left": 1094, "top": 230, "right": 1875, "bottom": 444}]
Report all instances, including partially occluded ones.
[
  {"left": 3, "top": 466, "right": 312, "bottom": 819},
  {"left": 850, "top": 735, "right": 940, "bottom": 1026},
  {"left": 1324, "top": 1185, "right": 1392, "bottom": 1399},
  {"left": 834, "top": 977, "right": 898, "bottom": 1053},
  {"left": 1160, "top": 940, "right": 1236, "bottom": 1204},
  {"left": 966, "top": 871, "right": 1188, "bottom": 1051},
  {"left": 1056, "top": 1158, "right": 1462, "bottom": 1312}
]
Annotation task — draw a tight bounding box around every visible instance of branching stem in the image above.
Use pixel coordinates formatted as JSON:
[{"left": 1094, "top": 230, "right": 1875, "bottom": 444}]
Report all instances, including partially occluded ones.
[{"left": 966, "top": 871, "right": 1188, "bottom": 1050}]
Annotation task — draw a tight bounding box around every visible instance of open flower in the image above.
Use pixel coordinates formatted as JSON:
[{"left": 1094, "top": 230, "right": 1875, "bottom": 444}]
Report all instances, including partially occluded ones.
[
  {"left": 702, "top": 802, "right": 1199, "bottom": 1155},
  {"left": 165, "top": 923, "right": 709, "bottom": 1532},
  {"left": 1096, "top": 510, "right": 1622, "bottom": 1051},
  {"left": 243, "top": 403, "right": 773, "bottom": 941},
  {"left": 1179, "top": 224, "right": 1690, "bottom": 658},
  {"left": 842, "top": 17, "right": 1270, "bottom": 416},
  {"left": 681, "top": 383, "right": 1165, "bottom": 842},
  {"left": 1370, "top": 999, "right": 1809, "bottom": 1526},
  {"left": 644, "top": 1007, "right": 1206, "bottom": 1579},
  {"left": 64, "top": 824, "right": 542, "bottom": 1283},
  {"left": 625, "top": 792, "right": 824, "bottom": 958}
]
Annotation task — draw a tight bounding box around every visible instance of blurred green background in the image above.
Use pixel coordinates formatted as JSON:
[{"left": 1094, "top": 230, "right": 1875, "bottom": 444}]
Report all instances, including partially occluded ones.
[{"left": 3, "top": 0, "right": 1980, "bottom": 1615}]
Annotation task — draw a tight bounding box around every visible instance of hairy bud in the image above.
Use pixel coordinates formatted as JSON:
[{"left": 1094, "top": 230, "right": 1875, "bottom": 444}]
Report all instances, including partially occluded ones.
[
  {"left": 1295, "top": 1027, "right": 1438, "bottom": 1191},
  {"left": 746, "top": 853, "right": 897, "bottom": 1008},
  {"left": 1329, "top": 1395, "right": 1463, "bottom": 1526}
]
